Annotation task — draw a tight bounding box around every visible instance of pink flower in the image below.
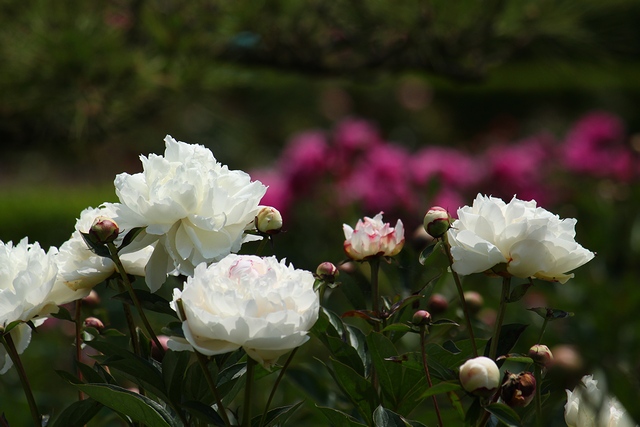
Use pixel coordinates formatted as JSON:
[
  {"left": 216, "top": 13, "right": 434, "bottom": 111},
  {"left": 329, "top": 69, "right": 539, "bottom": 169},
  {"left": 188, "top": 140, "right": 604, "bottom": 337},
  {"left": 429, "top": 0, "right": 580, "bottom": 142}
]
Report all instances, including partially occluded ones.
[
  {"left": 340, "top": 143, "right": 415, "bottom": 213},
  {"left": 563, "top": 112, "right": 635, "bottom": 181},
  {"left": 333, "top": 118, "right": 383, "bottom": 152},
  {"left": 343, "top": 212, "right": 405, "bottom": 260},
  {"left": 279, "top": 131, "right": 330, "bottom": 194},
  {"left": 411, "top": 147, "right": 482, "bottom": 189}
]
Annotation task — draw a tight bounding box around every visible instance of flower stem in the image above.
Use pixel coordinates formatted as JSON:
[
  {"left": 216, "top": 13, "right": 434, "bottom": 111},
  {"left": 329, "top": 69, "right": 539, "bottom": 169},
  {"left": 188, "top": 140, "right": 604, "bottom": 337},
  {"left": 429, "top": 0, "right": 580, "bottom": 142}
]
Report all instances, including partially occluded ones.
[
  {"left": 259, "top": 348, "right": 298, "bottom": 427},
  {"left": 537, "top": 317, "right": 549, "bottom": 344},
  {"left": 74, "top": 299, "right": 85, "bottom": 401},
  {"left": 420, "top": 326, "right": 444, "bottom": 427},
  {"left": 242, "top": 357, "right": 256, "bottom": 427},
  {"left": 1, "top": 331, "right": 41, "bottom": 426},
  {"left": 195, "top": 350, "right": 231, "bottom": 427},
  {"left": 534, "top": 364, "right": 543, "bottom": 427},
  {"left": 369, "top": 258, "right": 380, "bottom": 331},
  {"left": 442, "top": 234, "right": 478, "bottom": 357},
  {"left": 489, "top": 276, "right": 511, "bottom": 360},
  {"left": 106, "top": 242, "right": 165, "bottom": 357}
]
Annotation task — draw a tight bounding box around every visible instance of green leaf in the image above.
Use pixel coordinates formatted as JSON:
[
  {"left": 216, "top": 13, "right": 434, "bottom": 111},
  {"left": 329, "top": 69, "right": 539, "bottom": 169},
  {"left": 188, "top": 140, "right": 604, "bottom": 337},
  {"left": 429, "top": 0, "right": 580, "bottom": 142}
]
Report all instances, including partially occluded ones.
[
  {"left": 118, "top": 227, "right": 145, "bottom": 252},
  {"left": 80, "top": 232, "right": 111, "bottom": 258},
  {"left": 76, "top": 362, "right": 108, "bottom": 384},
  {"left": 344, "top": 324, "right": 371, "bottom": 378},
  {"left": 381, "top": 323, "right": 417, "bottom": 334},
  {"left": 112, "top": 289, "right": 178, "bottom": 318},
  {"left": 420, "top": 381, "right": 462, "bottom": 398},
  {"left": 508, "top": 281, "right": 533, "bottom": 302},
  {"left": 75, "top": 383, "right": 177, "bottom": 427},
  {"left": 251, "top": 401, "right": 303, "bottom": 427},
  {"left": 162, "top": 349, "right": 191, "bottom": 405},
  {"left": 484, "top": 324, "right": 528, "bottom": 360},
  {"left": 316, "top": 406, "right": 367, "bottom": 427},
  {"left": 49, "top": 398, "right": 103, "bottom": 427},
  {"left": 527, "top": 307, "right": 574, "bottom": 321},
  {"left": 485, "top": 402, "right": 523, "bottom": 427},
  {"left": 366, "top": 332, "right": 402, "bottom": 406},
  {"left": 50, "top": 306, "right": 74, "bottom": 322},
  {"left": 431, "top": 318, "right": 460, "bottom": 327},
  {"left": 373, "top": 405, "right": 412, "bottom": 427},
  {"left": 324, "top": 358, "right": 378, "bottom": 425},
  {"left": 181, "top": 401, "right": 225, "bottom": 426}
]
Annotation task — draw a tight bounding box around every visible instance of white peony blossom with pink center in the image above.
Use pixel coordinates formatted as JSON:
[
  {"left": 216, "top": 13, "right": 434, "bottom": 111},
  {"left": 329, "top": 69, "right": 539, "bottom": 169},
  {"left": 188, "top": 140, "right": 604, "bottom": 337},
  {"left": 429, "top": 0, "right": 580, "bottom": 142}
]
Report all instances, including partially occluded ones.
[{"left": 343, "top": 212, "right": 405, "bottom": 260}]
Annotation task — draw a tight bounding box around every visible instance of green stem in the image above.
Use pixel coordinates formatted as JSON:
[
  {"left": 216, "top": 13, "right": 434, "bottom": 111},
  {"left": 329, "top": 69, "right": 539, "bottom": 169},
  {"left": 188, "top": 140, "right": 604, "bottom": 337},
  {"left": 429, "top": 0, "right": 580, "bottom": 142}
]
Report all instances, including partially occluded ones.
[
  {"left": 74, "top": 299, "right": 85, "bottom": 401},
  {"left": 106, "top": 242, "right": 164, "bottom": 357},
  {"left": 537, "top": 317, "right": 549, "bottom": 344},
  {"left": 489, "top": 276, "right": 511, "bottom": 360},
  {"left": 195, "top": 351, "right": 231, "bottom": 427},
  {"left": 369, "top": 258, "right": 381, "bottom": 332},
  {"left": 534, "top": 364, "right": 543, "bottom": 427},
  {"left": 255, "top": 237, "right": 269, "bottom": 256},
  {"left": 259, "top": 348, "right": 298, "bottom": 427},
  {"left": 1, "top": 331, "right": 41, "bottom": 426},
  {"left": 442, "top": 234, "right": 478, "bottom": 357},
  {"left": 420, "top": 327, "right": 444, "bottom": 427},
  {"left": 242, "top": 357, "right": 256, "bottom": 427}
]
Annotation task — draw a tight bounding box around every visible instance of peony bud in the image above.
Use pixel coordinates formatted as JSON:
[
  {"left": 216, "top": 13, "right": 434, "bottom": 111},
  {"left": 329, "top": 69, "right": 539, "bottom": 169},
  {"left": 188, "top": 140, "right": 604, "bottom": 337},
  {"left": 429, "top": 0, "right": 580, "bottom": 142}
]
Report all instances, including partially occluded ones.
[
  {"left": 459, "top": 356, "right": 500, "bottom": 397},
  {"left": 423, "top": 206, "right": 451, "bottom": 238},
  {"left": 255, "top": 206, "right": 283, "bottom": 235},
  {"left": 463, "top": 291, "right": 484, "bottom": 315},
  {"left": 412, "top": 310, "right": 432, "bottom": 326},
  {"left": 89, "top": 216, "right": 119, "bottom": 244},
  {"left": 83, "top": 317, "right": 105, "bottom": 330},
  {"left": 529, "top": 344, "right": 554, "bottom": 368},
  {"left": 316, "top": 262, "right": 339, "bottom": 283},
  {"left": 427, "top": 293, "right": 449, "bottom": 315},
  {"left": 501, "top": 371, "right": 536, "bottom": 407},
  {"left": 82, "top": 290, "right": 101, "bottom": 306},
  {"left": 343, "top": 213, "right": 404, "bottom": 260}
]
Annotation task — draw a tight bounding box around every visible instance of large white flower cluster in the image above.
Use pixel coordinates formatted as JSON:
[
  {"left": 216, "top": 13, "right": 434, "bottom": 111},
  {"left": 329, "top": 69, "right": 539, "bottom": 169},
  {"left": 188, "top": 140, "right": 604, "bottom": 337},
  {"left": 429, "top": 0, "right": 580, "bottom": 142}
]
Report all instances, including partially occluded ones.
[
  {"left": 169, "top": 254, "right": 319, "bottom": 368},
  {"left": 565, "top": 375, "right": 637, "bottom": 427},
  {"left": 447, "top": 194, "right": 594, "bottom": 283},
  {"left": 0, "top": 239, "right": 58, "bottom": 374},
  {"left": 49, "top": 204, "right": 155, "bottom": 305},
  {"left": 114, "top": 136, "right": 267, "bottom": 291}
]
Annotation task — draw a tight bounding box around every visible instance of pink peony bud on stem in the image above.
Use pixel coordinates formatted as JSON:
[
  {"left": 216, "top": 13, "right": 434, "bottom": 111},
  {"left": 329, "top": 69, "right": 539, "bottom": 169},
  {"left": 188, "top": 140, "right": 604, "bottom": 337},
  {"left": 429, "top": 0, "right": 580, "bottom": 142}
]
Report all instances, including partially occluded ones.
[
  {"left": 89, "top": 216, "right": 119, "bottom": 244},
  {"left": 423, "top": 206, "right": 452, "bottom": 238}
]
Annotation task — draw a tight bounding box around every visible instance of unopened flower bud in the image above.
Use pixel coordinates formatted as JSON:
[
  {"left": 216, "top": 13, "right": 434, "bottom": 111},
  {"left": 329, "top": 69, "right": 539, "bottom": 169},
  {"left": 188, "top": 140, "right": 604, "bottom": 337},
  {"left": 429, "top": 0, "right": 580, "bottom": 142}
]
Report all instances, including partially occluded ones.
[
  {"left": 459, "top": 356, "right": 500, "bottom": 397},
  {"left": 427, "top": 293, "right": 449, "bottom": 315},
  {"left": 412, "top": 310, "right": 432, "bottom": 326},
  {"left": 423, "top": 206, "right": 451, "bottom": 238},
  {"left": 83, "top": 317, "right": 105, "bottom": 330},
  {"left": 89, "top": 216, "right": 119, "bottom": 244},
  {"left": 463, "top": 291, "right": 484, "bottom": 315},
  {"left": 255, "top": 206, "right": 283, "bottom": 235},
  {"left": 316, "top": 262, "right": 339, "bottom": 283},
  {"left": 338, "top": 261, "right": 356, "bottom": 274},
  {"left": 82, "top": 290, "right": 101, "bottom": 306},
  {"left": 528, "top": 344, "right": 554, "bottom": 368},
  {"left": 500, "top": 371, "right": 536, "bottom": 407}
]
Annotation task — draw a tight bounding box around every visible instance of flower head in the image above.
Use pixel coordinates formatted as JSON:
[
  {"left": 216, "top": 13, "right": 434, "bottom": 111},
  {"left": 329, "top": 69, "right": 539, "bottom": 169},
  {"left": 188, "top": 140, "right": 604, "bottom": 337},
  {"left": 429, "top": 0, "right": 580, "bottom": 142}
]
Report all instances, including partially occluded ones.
[
  {"left": 343, "top": 212, "right": 405, "bottom": 260},
  {"left": 447, "top": 194, "right": 594, "bottom": 283},
  {"left": 50, "top": 205, "right": 154, "bottom": 304},
  {"left": 114, "top": 136, "right": 267, "bottom": 291},
  {"left": 459, "top": 356, "right": 500, "bottom": 397},
  {"left": 565, "top": 374, "right": 637, "bottom": 427},
  {"left": 169, "top": 255, "right": 319, "bottom": 368}
]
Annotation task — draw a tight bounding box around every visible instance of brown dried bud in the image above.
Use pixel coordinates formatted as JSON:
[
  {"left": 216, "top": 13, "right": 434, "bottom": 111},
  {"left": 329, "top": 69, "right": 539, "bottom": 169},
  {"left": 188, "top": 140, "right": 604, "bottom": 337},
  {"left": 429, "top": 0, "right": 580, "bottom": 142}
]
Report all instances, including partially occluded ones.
[{"left": 500, "top": 371, "right": 536, "bottom": 408}]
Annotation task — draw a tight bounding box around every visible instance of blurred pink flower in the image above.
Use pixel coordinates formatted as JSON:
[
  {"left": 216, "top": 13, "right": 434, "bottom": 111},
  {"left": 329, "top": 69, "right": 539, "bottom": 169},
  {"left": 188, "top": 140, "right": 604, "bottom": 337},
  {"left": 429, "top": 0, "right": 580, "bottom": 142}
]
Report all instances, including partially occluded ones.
[
  {"left": 410, "top": 146, "right": 483, "bottom": 189},
  {"left": 250, "top": 169, "right": 292, "bottom": 214},
  {"left": 279, "top": 131, "right": 330, "bottom": 194},
  {"left": 430, "top": 189, "right": 464, "bottom": 217},
  {"left": 333, "top": 118, "right": 383, "bottom": 152},
  {"left": 341, "top": 143, "right": 415, "bottom": 213},
  {"left": 563, "top": 112, "right": 635, "bottom": 181}
]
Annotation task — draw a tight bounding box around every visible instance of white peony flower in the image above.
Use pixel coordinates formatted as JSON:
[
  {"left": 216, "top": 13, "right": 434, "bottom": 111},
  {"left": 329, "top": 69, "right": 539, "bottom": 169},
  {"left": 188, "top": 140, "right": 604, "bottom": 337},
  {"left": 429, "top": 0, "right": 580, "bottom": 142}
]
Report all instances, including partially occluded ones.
[
  {"left": 0, "top": 239, "right": 58, "bottom": 374},
  {"left": 565, "top": 374, "right": 637, "bottom": 427},
  {"left": 50, "top": 204, "right": 155, "bottom": 305},
  {"left": 447, "top": 194, "right": 594, "bottom": 283},
  {"left": 169, "top": 254, "right": 319, "bottom": 368},
  {"left": 343, "top": 212, "right": 405, "bottom": 260},
  {"left": 113, "top": 136, "right": 267, "bottom": 291},
  {"left": 459, "top": 356, "right": 501, "bottom": 397}
]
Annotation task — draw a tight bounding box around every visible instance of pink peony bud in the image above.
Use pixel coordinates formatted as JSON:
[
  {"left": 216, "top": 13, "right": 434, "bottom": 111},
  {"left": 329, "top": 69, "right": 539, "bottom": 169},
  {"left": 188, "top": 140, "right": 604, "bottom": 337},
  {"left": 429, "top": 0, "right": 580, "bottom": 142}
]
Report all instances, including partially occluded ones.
[
  {"left": 529, "top": 344, "right": 554, "bottom": 368},
  {"left": 427, "top": 294, "right": 449, "bottom": 315},
  {"left": 463, "top": 291, "right": 484, "bottom": 315},
  {"left": 412, "top": 310, "right": 432, "bottom": 326},
  {"left": 423, "top": 206, "right": 451, "bottom": 238},
  {"left": 89, "top": 216, "right": 119, "bottom": 244},
  {"left": 343, "top": 212, "right": 405, "bottom": 260},
  {"left": 83, "top": 317, "right": 105, "bottom": 330},
  {"left": 316, "top": 262, "right": 339, "bottom": 283},
  {"left": 501, "top": 371, "right": 536, "bottom": 407},
  {"left": 459, "top": 356, "right": 500, "bottom": 397}
]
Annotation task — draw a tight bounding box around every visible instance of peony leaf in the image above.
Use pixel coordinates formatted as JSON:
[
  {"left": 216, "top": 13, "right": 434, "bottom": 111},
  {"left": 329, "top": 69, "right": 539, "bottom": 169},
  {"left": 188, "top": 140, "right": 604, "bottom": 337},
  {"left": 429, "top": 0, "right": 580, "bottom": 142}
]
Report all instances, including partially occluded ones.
[
  {"left": 419, "top": 381, "right": 462, "bottom": 398},
  {"left": 75, "top": 383, "right": 177, "bottom": 427},
  {"left": 112, "top": 289, "right": 179, "bottom": 319},
  {"left": 344, "top": 324, "right": 372, "bottom": 378},
  {"left": 117, "top": 226, "right": 145, "bottom": 252},
  {"left": 485, "top": 402, "right": 523, "bottom": 427},
  {"left": 49, "top": 398, "right": 103, "bottom": 427},
  {"left": 251, "top": 401, "right": 303, "bottom": 427},
  {"left": 80, "top": 232, "right": 111, "bottom": 258},
  {"left": 483, "top": 324, "right": 528, "bottom": 360},
  {"left": 381, "top": 323, "right": 417, "bottom": 334},
  {"left": 50, "top": 306, "right": 73, "bottom": 322},
  {"left": 162, "top": 349, "right": 191, "bottom": 405},
  {"left": 324, "top": 358, "right": 378, "bottom": 425},
  {"left": 366, "top": 332, "right": 403, "bottom": 406},
  {"left": 181, "top": 401, "right": 225, "bottom": 426},
  {"left": 527, "top": 307, "right": 574, "bottom": 321},
  {"left": 373, "top": 405, "right": 412, "bottom": 427},
  {"left": 508, "top": 281, "right": 533, "bottom": 303},
  {"left": 316, "top": 406, "right": 367, "bottom": 427}
]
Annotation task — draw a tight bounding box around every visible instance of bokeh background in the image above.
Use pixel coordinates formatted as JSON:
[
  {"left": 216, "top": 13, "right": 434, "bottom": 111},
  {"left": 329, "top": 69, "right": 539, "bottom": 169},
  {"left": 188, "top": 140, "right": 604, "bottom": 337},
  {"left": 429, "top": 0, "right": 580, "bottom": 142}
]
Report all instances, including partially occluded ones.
[{"left": 1, "top": 1, "right": 640, "bottom": 425}]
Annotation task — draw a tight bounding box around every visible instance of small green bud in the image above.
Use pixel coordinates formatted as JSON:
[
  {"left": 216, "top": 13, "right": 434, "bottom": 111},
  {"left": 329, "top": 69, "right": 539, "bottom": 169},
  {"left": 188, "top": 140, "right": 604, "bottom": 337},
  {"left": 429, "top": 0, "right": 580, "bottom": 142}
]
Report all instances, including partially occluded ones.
[
  {"left": 423, "top": 206, "right": 451, "bottom": 238},
  {"left": 89, "top": 216, "right": 119, "bottom": 244}
]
